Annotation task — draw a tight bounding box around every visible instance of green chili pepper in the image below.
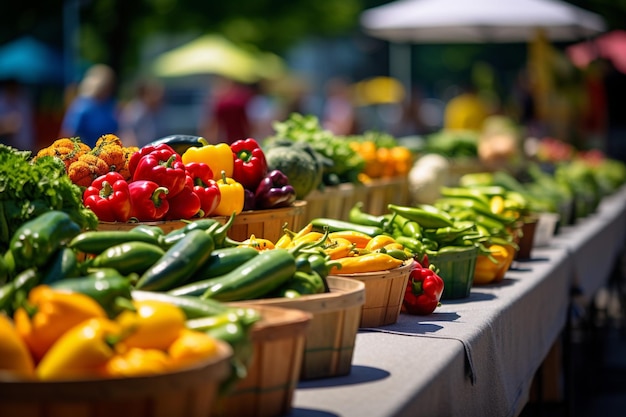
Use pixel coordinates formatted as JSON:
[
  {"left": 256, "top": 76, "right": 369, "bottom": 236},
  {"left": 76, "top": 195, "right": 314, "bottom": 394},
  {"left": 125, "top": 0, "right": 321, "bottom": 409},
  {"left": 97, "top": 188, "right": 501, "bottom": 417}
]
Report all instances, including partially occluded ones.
[
  {"left": 10, "top": 211, "right": 81, "bottom": 271},
  {"left": 310, "top": 218, "right": 384, "bottom": 237},
  {"left": 192, "top": 246, "right": 259, "bottom": 281},
  {"left": 348, "top": 202, "right": 388, "bottom": 228},
  {"left": 388, "top": 204, "right": 454, "bottom": 229},
  {"left": 91, "top": 241, "right": 166, "bottom": 275},
  {"left": 134, "top": 229, "right": 215, "bottom": 291},
  {"left": 131, "top": 290, "right": 230, "bottom": 319},
  {"left": 161, "top": 218, "right": 221, "bottom": 248},
  {"left": 41, "top": 247, "right": 80, "bottom": 285},
  {"left": 49, "top": 269, "right": 134, "bottom": 318},
  {"left": 273, "top": 270, "right": 326, "bottom": 297},
  {"left": 201, "top": 248, "right": 297, "bottom": 301},
  {"left": 0, "top": 267, "right": 41, "bottom": 315},
  {"left": 395, "top": 236, "right": 425, "bottom": 256},
  {"left": 69, "top": 230, "right": 162, "bottom": 254}
]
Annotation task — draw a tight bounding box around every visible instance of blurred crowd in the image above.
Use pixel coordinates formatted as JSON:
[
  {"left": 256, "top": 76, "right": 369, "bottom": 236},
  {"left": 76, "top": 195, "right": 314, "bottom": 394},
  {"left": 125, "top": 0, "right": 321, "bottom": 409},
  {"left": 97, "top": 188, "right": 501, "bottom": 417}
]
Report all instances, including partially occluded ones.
[{"left": 2, "top": 56, "right": 626, "bottom": 164}]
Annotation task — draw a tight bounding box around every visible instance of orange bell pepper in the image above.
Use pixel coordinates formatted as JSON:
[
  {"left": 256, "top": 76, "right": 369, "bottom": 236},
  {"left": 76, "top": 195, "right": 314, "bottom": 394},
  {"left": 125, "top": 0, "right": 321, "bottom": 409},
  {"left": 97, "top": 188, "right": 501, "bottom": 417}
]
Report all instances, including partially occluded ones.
[
  {"left": 14, "top": 285, "right": 107, "bottom": 362},
  {"left": 168, "top": 328, "right": 220, "bottom": 368},
  {"left": 36, "top": 317, "right": 122, "bottom": 381},
  {"left": 104, "top": 347, "right": 171, "bottom": 377},
  {"left": 115, "top": 299, "right": 186, "bottom": 351},
  {"left": 0, "top": 313, "right": 35, "bottom": 378}
]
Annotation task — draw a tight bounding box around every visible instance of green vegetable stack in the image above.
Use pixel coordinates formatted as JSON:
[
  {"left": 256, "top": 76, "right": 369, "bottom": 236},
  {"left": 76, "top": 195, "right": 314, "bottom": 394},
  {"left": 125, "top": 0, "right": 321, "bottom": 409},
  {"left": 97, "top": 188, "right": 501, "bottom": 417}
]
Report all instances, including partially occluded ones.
[
  {"left": 0, "top": 145, "right": 98, "bottom": 253},
  {"left": 264, "top": 112, "right": 365, "bottom": 187}
]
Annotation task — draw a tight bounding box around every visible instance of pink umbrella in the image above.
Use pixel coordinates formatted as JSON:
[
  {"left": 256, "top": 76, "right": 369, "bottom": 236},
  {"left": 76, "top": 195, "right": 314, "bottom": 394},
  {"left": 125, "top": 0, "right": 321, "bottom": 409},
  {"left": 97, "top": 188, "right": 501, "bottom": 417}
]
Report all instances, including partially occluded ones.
[{"left": 566, "top": 30, "right": 626, "bottom": 74}]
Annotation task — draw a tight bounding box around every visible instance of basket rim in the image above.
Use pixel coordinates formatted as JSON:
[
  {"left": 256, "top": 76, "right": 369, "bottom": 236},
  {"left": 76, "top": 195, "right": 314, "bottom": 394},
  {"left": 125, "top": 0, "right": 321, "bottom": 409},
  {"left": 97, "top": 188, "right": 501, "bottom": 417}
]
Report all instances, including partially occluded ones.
[
  {"left": 234, "top": 276, "right": 366, "bottom": 314},
  {"left": 0, "top": 340, "right": 233, "bottom": 399}
]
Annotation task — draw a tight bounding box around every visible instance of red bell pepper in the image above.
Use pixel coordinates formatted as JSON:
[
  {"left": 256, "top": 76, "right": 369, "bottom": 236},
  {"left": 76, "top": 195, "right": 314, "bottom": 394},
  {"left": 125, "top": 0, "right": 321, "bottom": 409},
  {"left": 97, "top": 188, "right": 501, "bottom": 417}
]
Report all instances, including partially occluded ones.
[
  {"left": 128, "top": 143, "right": 179, "bottom": 177},
  {"left": 83, "top": 172, "right": 132, "bottom": 222},
  {"left": 184, "top": 162, "right": 221, "bottom": 217},
  {"left": 403, "top": 261, "right": 445, "bottom": 315},
  {"left": 230, "top": 138, "right": 268, "bottom": 191},
  {"left": 165, "top": 185, "right": 202, "bottom": 220},
  {"left": 128, "top": 180, "right": 170, "bottom": 221},
  {"left": 132, "top": 148, "right": 187, "bottom": 198}
]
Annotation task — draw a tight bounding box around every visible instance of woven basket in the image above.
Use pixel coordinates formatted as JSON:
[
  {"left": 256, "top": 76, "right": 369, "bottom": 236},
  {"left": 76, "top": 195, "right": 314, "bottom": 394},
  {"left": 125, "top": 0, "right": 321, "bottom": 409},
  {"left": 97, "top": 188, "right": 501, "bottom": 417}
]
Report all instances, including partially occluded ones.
[
  {"left": 0, "top": 341, "right": 233, "bottom": 417},
  {"left": 364, "top": 176, "right": 410, "bottom": 216},
  {"left": 301, "top": 185, "right": 355, "bottom": 225},
  {"left": 97, "top": 201, "right": 307, "bottom": 244},
  {"left": 213, "top": 305, "right": 312, "bottom": 417},
  {"left": 238, "top": 276, "right": 365, "bottom": 380},
  {"left": 329, "top": 259, "right": 414, "bottom": 328}
]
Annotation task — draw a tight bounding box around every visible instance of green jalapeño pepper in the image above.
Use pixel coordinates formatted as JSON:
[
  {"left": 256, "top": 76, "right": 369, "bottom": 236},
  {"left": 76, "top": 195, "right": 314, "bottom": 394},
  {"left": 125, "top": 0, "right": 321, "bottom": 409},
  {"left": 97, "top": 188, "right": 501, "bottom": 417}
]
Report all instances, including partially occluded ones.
[
  {"left": 49, "top": 270, "right": 134, "bottom": 319},
  {"left": 9, "top": 211, "right": 81, "bottom": 271}
]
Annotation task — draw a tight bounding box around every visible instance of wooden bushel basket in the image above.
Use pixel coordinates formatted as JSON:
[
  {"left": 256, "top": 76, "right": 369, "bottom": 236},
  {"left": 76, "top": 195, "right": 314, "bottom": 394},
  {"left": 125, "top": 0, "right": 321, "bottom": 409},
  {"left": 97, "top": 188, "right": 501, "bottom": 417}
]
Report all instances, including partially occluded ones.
[
  {"left": 329, "top": 260, "right": 414, "bottom": 328},
  {"left": 238, "top": 276, "right": 366, "bottom": 380},
  {"left": 0, "top": 341, "right": 233, "bottom": 417},
  {"left": 213, "top": 305, "right": 312, "bottom": 417},
  {"left": 97, "top": 201, "right": 307, "bottom": 244}
]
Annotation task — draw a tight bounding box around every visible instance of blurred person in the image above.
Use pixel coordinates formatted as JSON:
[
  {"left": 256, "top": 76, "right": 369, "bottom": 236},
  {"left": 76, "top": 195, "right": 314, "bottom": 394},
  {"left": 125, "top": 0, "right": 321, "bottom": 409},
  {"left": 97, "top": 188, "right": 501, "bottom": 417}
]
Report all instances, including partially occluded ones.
[
  {"left": 322, "top": 77, "right": 357, "bottom": 135},
  {"left": 198, "top": 76, "right": 255, "bottom": 145},
  {"left": 60, "top": 64, "right": 119, "bottom": 148},
  {"left": 0, "top": 78, "right": 35, "bottom": 151},
  {"left": 443, "top": 83, "right": 490, "bottom": 132},
  {"left": 119, "top": 77, "right": 166, "bottom": 147}
]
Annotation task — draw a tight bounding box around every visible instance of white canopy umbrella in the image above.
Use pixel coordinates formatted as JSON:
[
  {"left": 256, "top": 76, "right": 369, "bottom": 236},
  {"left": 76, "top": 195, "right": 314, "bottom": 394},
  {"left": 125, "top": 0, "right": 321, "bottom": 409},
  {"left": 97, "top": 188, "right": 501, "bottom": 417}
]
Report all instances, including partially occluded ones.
[
  {"left": 360, "top": 0, "right": 606, "bottom": 44},
  {"left": 359, "top": 0, "right": 606, "bottom": 114}
]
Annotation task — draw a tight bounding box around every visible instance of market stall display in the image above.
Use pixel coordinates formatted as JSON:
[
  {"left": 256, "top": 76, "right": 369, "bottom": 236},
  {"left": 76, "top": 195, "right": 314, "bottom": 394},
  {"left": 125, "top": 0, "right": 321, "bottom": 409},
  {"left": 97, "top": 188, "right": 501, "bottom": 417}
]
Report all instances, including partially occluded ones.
[{"left": 2, "top": 102, "right": 626, "bottom": 417}]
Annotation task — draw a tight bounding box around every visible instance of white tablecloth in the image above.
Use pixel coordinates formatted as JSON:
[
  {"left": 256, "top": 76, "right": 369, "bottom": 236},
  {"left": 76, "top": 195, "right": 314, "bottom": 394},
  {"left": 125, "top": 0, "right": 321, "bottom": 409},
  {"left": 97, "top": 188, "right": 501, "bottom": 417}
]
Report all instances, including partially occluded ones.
[{"left": 288, "top": 185, "right": 626, "bottom": 417}]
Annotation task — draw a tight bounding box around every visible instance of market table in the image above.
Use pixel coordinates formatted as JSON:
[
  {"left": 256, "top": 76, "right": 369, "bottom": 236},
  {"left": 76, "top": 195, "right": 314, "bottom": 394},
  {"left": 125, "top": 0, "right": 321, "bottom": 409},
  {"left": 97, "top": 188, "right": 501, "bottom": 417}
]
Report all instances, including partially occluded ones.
[
  {"left": 288, "top": 186, "right": 626, "bottom": 417},
  {"left": 550, "top": 185, "right": 626, "bottom": 299}
]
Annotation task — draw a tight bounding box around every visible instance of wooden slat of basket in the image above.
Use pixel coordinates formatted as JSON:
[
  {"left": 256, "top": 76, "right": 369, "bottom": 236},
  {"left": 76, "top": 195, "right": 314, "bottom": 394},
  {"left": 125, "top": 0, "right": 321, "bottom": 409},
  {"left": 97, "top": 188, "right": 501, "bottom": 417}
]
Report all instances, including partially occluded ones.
[
  {"left": 236, "top": 277, "right": 365, "bottom": 380},
  {"left": 213, "top": 305, "right": 311, "bottom": 417},
  {"left": 0, "top": 342, "right": 232, "bottom": 417},
  {"left": 340, "top": 183, "right": 368, "bottom": 221}
]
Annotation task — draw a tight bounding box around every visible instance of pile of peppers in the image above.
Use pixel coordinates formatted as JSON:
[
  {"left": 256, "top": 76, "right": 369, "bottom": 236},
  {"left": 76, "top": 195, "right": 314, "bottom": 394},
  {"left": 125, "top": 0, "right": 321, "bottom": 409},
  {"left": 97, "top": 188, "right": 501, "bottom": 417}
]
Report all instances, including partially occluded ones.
[
  {"left": 3, "top": 284, "right": 227, "bottom": 380},
  {"left": 84, "top": 139, "right": 298, "bottom": 223},
  {"left": 182, "top": 138, "right": 296, "bottom": 211}
]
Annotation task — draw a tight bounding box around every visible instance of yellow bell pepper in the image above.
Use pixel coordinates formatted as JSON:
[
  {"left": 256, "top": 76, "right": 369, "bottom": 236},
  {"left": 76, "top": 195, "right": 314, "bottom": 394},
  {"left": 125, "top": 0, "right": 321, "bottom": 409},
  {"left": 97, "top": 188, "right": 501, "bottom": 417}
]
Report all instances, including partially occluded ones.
[
  {"left": 0, "top": 313, "right": 35, "bottom": 378},
  {"left": 212, "top": 171, "right": 245, "bottom": 216},
  {"left": 181, "top": 138, "right": 233, "bottom": 181},
  {"left": 329, "top": 252, "right": 404, "bottom": 274},
  {"left": 168, "top": 328, "right": 220, "bottom": 368},
  {"left": 473, "top": 244, "right": 511, "bottom": 285},
  {"left": 115, "top": 299, "right": 186, "bottom": 351},
  {"left": 13, "top": 285, "right": 107, "bottom": 362},
  {"left": 104, "top": 347, "right": 171, "bottom": 377},
  {"left": 494, "top": 243, "right": 516, "bottom": 282},
  {"left": 36, "top": 317, "right": 122, "bottom": 380}
]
